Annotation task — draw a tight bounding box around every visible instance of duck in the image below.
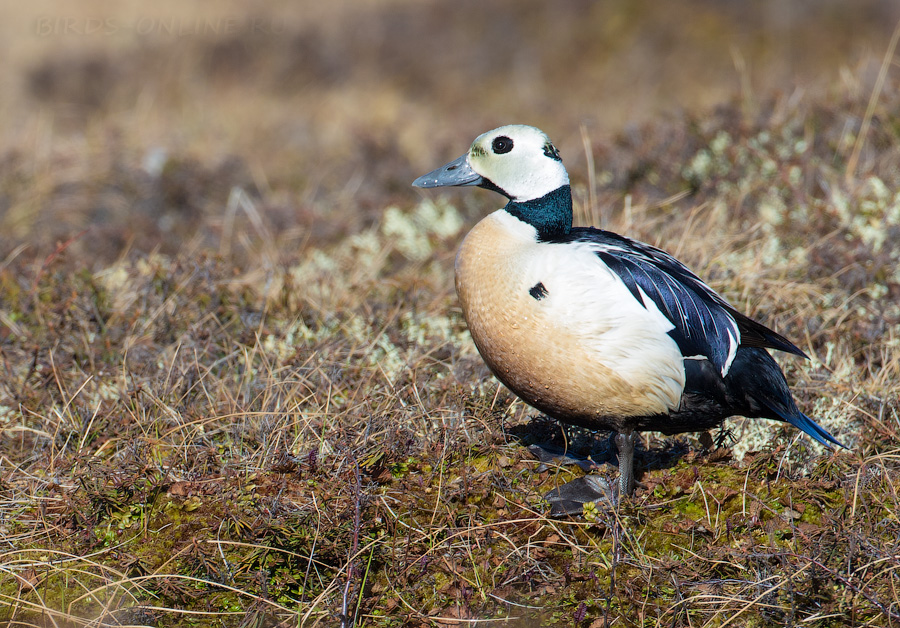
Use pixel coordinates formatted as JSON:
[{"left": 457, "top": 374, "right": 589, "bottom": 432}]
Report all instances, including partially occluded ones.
[{"left": 412, "top": 124, "right": 844, "bottom": 514}]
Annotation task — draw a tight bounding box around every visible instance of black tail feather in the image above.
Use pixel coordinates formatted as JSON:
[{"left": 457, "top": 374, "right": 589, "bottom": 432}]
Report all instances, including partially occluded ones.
[
  {"left": 727, "top": 347, "right": 845, "bottom": 449},
  {"left": 730, "top": 308, "right": 809, "bottom": 359},
  {"left": 759, "top": 398, "right": 846, "bottom": 449}
]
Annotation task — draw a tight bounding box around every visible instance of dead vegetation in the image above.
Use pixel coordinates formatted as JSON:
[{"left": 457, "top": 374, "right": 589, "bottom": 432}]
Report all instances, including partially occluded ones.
[{"left": 1, "top": 1, "right": 900, "bottom": 626}]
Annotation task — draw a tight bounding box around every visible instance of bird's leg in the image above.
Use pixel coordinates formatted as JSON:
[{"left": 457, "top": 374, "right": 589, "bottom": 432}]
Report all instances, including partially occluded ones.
[
  {"left": 615, "top": 430, "right": 637, "bottom": 497},
  {"left": 543, "top": 429, "right": 635, "bottom": 516}
]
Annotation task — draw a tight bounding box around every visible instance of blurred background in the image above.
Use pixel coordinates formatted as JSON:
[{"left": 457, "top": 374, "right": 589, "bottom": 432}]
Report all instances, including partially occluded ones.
[
  {"left": 0, "top": 0, "right": 898, "bottom": 264},
  {"left": 3, "top": 4, "right": 900, "bottom": 624}
]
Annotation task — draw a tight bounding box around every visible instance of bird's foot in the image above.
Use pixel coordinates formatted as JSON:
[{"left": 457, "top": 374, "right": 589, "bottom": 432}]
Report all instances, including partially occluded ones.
[
  {"left": 527, "top": 444, "right": 607, "bottom": 473},
  {"left": 544, "top": 474, "right": 618, "bottom": 517}
]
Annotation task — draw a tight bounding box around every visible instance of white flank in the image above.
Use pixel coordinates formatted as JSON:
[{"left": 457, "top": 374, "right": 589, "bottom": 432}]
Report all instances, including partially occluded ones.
[{"left": 492, "top": 211, "right": 686, "bottom": 412}]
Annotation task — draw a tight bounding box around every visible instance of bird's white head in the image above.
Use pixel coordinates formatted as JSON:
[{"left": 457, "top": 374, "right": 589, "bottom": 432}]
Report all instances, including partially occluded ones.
[{"left": 413, "top": 125, "right": 569, "bottom": 203}]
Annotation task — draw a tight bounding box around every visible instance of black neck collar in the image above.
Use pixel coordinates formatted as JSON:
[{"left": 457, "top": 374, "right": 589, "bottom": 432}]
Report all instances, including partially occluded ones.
[{"left": 503, "top": 185, "right": 573, "bottom": 240}]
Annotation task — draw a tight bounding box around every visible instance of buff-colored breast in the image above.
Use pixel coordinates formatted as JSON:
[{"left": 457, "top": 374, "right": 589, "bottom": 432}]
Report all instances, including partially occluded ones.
[{"left": 454, "top": 211, "right": 684, "bottom": 426}]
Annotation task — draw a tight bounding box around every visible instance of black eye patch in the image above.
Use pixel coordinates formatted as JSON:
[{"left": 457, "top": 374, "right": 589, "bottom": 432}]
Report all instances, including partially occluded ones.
[{"left": 492, "top": 136, "right": 514, "bottom": 154}]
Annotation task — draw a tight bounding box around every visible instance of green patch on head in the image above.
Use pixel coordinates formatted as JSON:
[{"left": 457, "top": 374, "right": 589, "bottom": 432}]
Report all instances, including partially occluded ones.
[
  {"left": 543, "top": 141, "right": 561, "bottom": 161},
  {"left": 469, "top": 143, "right": 488, "bottom": 159}
]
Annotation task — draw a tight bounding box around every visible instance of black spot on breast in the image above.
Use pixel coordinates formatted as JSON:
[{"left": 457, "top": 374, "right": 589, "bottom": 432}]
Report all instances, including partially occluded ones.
[{"left": 529, "top": 282, "right": 548, "bottom": 300}]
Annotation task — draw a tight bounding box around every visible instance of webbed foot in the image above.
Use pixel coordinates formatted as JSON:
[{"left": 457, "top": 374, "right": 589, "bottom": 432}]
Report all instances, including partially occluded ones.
[
  {"left": 544, "top": 474, "right": 617, "bottom": 516},
  {"left": 542, "top": 430, "right": 640, "bottom": 516},
  {"left": 527, "top": 444, "right": 604, "bottom": 473}
]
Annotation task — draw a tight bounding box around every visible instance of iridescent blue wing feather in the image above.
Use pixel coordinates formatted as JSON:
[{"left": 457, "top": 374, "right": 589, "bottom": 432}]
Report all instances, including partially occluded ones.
[{"left": 552, "top": 228, "right": 807, "bottom": 376}]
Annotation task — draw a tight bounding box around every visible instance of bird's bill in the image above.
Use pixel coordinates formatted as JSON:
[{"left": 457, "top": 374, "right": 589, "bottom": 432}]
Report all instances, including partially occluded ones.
[{"left": 412, "top": 154, "right": 483, "bottom": 188}]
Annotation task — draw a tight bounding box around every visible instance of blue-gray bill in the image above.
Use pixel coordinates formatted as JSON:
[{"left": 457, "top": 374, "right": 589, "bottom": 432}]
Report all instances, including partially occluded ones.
[{"left": 412, "top": 154, "right": 483, "bottom": 188}]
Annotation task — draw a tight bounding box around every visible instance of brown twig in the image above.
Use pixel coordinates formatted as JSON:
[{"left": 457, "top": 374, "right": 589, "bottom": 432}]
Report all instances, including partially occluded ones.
[{"left": 340, "top": 456, "right": 362, "bottom": 628}]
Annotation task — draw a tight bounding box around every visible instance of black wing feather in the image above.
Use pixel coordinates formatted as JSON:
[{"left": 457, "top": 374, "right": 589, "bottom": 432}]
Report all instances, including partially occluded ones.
[{"left": 555, "top": 228, "right": 806, "bottom": 373}]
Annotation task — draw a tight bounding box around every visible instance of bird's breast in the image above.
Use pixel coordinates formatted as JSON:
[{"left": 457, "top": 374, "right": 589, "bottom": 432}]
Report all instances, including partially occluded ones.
[{"left": 454, "top": 211, "right": 685, "bottom": 424}]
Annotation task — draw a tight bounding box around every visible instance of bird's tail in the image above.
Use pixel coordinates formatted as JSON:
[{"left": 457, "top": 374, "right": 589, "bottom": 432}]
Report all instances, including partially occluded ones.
[
  {"left": 729, "top": 347, "right": 846, "bottom": 449},
  {"left": 759, "top": 398, "right": 846, "bottom": 449}
]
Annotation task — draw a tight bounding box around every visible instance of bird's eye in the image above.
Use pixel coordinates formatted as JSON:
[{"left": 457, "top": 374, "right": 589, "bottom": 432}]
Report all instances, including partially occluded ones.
[{"left": 492, "top": 136, "right": 514, "bottom": 155}]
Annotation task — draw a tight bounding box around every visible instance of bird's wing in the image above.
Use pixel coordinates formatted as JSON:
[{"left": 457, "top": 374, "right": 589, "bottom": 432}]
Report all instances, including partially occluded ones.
[{"left": 560, "top": 228, "right": 806, "bottom": 377}]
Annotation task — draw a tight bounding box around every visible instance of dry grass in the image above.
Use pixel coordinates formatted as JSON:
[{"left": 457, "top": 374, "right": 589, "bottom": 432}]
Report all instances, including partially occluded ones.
[{"left": 2, "top": 1, "right": 900, "bottom": 626}]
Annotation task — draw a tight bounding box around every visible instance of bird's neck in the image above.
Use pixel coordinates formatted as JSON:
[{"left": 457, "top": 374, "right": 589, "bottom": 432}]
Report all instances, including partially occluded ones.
[{"left": 503, "top": 185, "right": 572, "bottom": 240}]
